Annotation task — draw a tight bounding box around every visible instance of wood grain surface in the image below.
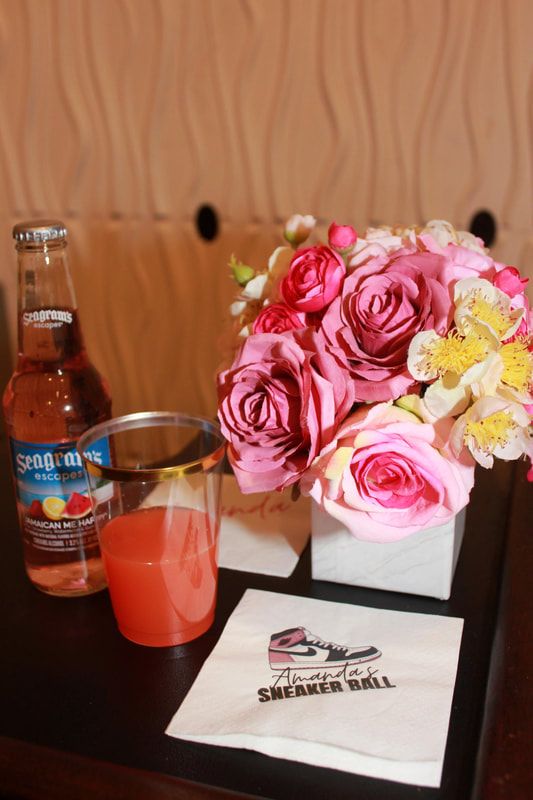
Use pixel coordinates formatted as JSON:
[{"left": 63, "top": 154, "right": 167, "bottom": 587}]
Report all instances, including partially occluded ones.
[{"left": 0, "top": 0, "right": 532, "bottom": 416}]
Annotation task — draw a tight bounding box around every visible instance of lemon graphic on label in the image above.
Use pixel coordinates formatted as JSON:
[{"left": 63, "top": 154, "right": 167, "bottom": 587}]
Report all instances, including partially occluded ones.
[{"left": 43, "top": 496, "right": 66, "bottom": 520}]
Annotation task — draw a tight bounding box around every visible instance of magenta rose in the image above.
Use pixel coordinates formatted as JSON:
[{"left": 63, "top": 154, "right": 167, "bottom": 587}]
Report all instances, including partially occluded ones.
[
  {"left": 320, "top": 247, "right": 452, "bottom": 401},
  {"left": 217, "top": 331, "right": 353, "bottom": 493},
  {"left": 252, "top": 303, "right": 306, "bottom": 335},
  {"left": 493, "top": 265, "right": 529, "bottom": 297},
  {"left": 281, "top": 245, "right": 345, "bottom": 312},
  {"left": 302, "top": 403, "right": 475, "bottom": 542}
]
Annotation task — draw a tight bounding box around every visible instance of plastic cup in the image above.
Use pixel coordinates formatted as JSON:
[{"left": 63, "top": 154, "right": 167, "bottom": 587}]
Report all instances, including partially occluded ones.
[{"left": 77, "top": 412, "right": 225, "bottom": 647}]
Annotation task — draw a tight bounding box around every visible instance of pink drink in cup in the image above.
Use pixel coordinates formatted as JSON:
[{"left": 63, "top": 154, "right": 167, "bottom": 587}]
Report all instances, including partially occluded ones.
[
  {"left": 77, "top": 412, "right": 225, "bottom": 647},
  {"left": 100, "top": 506, "right": 218, "bottom": 646}
]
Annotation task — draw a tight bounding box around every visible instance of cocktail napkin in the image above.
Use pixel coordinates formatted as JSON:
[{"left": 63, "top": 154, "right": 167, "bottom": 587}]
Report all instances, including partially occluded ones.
[
  {"left": 142, "top": 475, "right": 310, "bottom": 577},
  {"left": 218, "top": 476, "right": 309, "bottom": 576},
  {"left": 166, "top": 589, "right": 463, "bottom": 788}
]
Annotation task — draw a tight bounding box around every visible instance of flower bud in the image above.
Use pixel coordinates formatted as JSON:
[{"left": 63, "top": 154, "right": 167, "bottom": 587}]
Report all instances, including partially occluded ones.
[
  {"left": 328, "top": 222, "right": 357, "bottom": 252},
  {"left": 284, "top": 214, "right": 316, "bottom": 246},
  {"left": 493, "top": 266, "right": 529, "bottom": 299},
  {"left": 229, "top": 254, "right": 255, "bottom": 286}
]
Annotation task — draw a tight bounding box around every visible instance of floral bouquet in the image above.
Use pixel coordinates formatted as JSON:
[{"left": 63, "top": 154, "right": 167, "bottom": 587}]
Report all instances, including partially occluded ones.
[{"left": 217, "top": 216, "right": 532, "bottom": 543}]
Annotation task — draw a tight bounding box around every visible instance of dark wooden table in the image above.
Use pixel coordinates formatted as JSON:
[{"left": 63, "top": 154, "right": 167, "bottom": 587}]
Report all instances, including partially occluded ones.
[{"left": 0, "top": 433, "right": 531, "bottom": 800}]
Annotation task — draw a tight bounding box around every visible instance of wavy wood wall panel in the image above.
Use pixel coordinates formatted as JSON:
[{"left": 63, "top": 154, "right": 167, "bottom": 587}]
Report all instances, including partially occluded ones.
[{"left": 0, "top": 0, "right": 532, "bottom": 417}]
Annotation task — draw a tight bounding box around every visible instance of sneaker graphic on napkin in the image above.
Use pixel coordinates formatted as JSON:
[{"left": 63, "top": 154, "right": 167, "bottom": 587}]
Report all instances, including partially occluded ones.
[{"left": 268, "top": 627, "right": 381, "bottom": 670}]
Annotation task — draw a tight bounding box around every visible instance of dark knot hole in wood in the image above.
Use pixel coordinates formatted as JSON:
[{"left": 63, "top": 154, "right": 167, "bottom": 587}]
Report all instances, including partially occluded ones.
[
  {"left": 196, "top": 205, "right": 219, "bottom": 242},
  {"left": 469, "top": 209, "right": 497, "bottom": 248}
]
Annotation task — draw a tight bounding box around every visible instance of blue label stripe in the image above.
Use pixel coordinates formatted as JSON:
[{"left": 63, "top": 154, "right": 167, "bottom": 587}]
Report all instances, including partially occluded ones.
[{"left": 10, "top": 437, "right": 110, "bottom": 505}]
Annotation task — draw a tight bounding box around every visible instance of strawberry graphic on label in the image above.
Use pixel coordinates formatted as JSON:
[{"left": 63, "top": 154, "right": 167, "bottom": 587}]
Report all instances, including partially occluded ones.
[{"left": 28, "top": 499, "right": 44, "bottom": 518}]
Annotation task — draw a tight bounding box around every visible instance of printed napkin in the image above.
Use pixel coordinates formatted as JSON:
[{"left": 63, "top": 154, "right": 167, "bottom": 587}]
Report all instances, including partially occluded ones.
[
  {"left": 143, "top": 475, "right": 310, "bottom": 577},
  {"left": 166, "top": 589, "right": 463, "bottom": 787},
  {"left": 218, "top": 475, "right": 309, "bottom": 576}
]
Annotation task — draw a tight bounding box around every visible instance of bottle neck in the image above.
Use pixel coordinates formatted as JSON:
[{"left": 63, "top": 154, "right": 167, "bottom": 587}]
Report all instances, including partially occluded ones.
[{"left": 16, "top": 240, "right": 85, "bottom": 365}]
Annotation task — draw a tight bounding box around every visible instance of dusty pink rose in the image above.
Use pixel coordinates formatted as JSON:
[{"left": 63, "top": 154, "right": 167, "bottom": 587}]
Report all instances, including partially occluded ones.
[
  {"left": 303, "top": 404, "right": 475, "bottom": 541},
  {"left": 320, "top": 247, "right": 451, "bottom": 401},
  {"left": 328, "top": 222, "right": 357, "bottom": 251},
  {"left": 281, "top": 245, "right": 345, "bottom": 312},
  {"left": 252, "top": 303, "right": 306, "bottom": 335},
  {"left": 217, "top": 331, "right": 353, "bottom": 493}
]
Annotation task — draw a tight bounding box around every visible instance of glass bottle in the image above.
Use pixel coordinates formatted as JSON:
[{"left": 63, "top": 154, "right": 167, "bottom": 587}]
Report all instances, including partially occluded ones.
[{"left": 3, "top": 220, "right": 111, "bottom": 596}]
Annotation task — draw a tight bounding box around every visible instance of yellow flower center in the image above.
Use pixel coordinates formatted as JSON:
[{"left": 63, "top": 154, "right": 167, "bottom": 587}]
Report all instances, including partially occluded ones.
[
  {"left": 422, "top": 331, "right": 489, "bottom": 376},
  {"left": 500, "top": 339, "right": 532, "bottom": 394},
  {"left": 467, "top": 292, "right": 512, "bottom": 339},
  {"left": 464, "top": 410, "right": 517, "bottom": 453}
]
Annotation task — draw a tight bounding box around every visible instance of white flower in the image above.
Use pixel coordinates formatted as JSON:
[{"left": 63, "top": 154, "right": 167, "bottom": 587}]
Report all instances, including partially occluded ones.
[
  {"left": 456, "top": 230, "right": 488, "bottom": 254},
  {"left": 241, "top": 273, "right": 268, "bottom": 301},
  {"left": 408, "top": 329, "right": 494, "bottom": 383},
  {"left": 454, "top": 278, "right": 524, "bottom": 341},
  {"left": 497, "top": 339, "right": 533, "bottom": 404},
  {"left": 229, "top": 275, "right": 267, "bottom": 324},
  {"left": 284, "top": 214, "right": 316, "bottom": 246},
  {"left": 230, "top": 299, "right": 247, "bottom": 318},
  {"left": 407, "top": 328, "right": 499, "bottom": 418},
  {"left": 267, "top": 246, "right": 293, "bottom": 282},
  {"left": 364, "top": 225, "right": 405, "bottom": 244},
  {"left": 451, "top": 397, "right": 532, "bottom": 468},
  {"left": 421, "top": 220, "right": 487, "bottom": 254},
  {"left": 407, "top": 323, "right": 532, "bottom": 416},
  {"left": 347, "top": 228, "right": 406, "bottom": 269},
  {"left": 422, "top": 220, "right": 458, "bottom": 248},
  {"left": 347, "top": 223, "right": 428, "bottom": 270}
]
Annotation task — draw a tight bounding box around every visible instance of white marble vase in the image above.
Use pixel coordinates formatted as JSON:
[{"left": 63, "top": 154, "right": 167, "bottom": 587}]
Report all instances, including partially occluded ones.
[{"left": 311, "top": 503, "right": 467, "bottom": 600}]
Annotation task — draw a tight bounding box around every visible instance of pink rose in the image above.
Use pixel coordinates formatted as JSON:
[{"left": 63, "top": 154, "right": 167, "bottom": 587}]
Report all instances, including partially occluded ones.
[
  {"left": 252, "top": 303, "right": 306, "bottom": 335},
  {"left": 320, "top": 247, "right": 452, "bottom": 401},
  {"left": 303, "top": 404, "right": 475, "bottom": 542},
  {"left": 217, "top": 331, "right": 353, "bottom": 493},
  {"left": 328, "top": 222, "right": 357, "bottom": 251},
  {"left": 422, "top": 239, "right": 500, "bottom": 284},
  {"left": 281, "top": 245, "right": 345, "bottom": 312}
]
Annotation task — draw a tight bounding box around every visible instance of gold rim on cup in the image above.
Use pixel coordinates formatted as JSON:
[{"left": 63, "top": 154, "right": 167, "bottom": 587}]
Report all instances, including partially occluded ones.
[{"left": 76, "top": 411, "right": 226, "bottom": 482}]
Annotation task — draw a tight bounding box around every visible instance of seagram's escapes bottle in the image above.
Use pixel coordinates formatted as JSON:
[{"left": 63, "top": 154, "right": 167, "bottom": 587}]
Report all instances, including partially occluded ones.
[{"left": 3, "top": 220, "right": 111, "bottom": 596}]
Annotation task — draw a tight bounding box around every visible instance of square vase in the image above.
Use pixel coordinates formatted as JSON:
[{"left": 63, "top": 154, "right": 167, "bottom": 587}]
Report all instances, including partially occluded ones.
[{"left": 311, "top": 503, "right": 466, "bottom": 600}]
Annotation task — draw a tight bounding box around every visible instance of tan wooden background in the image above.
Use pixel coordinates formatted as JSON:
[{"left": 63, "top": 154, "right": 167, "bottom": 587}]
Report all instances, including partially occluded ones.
[{"left": 0, "top": 0, "right": 532, "bottom": 418}]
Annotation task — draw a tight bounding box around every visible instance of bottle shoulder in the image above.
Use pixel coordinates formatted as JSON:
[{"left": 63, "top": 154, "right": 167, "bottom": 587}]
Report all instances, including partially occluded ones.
[
  {"left": 3, "top": 362, "right": 112, "bottom": 443},
  {"left": 6, "top": 360, "right": 109, "bottom": 394}
]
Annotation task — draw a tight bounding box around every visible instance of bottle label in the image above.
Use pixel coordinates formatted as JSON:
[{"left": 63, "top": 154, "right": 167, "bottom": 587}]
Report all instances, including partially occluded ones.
[
  {"left": 22, "top": 309, "right": 73, "bottom": 329},
  {"left": 10, "top": 437, "right": 110, "bottom": 555}
]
